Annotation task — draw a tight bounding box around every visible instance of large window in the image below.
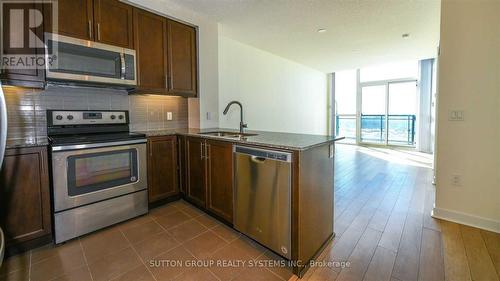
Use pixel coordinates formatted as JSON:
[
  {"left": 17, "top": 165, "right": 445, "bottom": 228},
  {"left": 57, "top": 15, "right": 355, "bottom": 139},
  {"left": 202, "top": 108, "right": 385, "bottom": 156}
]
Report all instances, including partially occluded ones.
[
  {"left": 334, "top": 60, "right": 420, "bottom": 147},
  {"left": 334, "top": 70, "right": 357, "bottom": 142},
  {"left": 360, "top": 61, "right": 418, "bottom": 82}
]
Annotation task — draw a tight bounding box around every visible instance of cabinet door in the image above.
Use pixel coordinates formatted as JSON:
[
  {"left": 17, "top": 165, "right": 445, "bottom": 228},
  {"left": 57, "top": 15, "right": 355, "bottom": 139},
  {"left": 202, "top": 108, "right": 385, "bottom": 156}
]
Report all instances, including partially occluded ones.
[
  {"left": 178, "top": 136, "right": 187, "bottom": 194},
  {"left": 94, "top": 0, "right": 134, "bottom": 48},
  {"left": 0, "top": 147, "right": 51, "bottom": 246},
  {"left": 1, "top": 2, "right": 45, "bottom": 88},
  {"left": 185, "top": 137, "right": 206, "bottom": 207},
  {"left": 133, "top": 8, "right": 168, "bottom": 89},
  {"left": 147, "top": 136, "right": 178, "bottom": 203},
  {"left": 167, "top": 20, "right": 197, "bottom": 96},
  {"left": 56, "top": 0, "right": 94, "bottom": 40},
  {"left": 206, "top": 140, "right": 233, "bottom": 223}
]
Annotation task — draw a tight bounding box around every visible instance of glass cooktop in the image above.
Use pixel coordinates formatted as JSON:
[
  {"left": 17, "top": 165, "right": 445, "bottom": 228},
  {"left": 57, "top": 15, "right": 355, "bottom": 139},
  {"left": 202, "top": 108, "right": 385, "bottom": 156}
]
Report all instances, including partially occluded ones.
[{"left": 49, "top": 132, "right": 146, "bottom": 146}]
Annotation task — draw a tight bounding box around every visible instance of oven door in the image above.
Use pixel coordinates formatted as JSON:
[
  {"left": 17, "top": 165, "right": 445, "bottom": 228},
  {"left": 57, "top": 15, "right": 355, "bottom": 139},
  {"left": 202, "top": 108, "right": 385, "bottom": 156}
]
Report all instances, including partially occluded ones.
[{"left": 52, "top": 141, "right": 147, "bottom": 212}]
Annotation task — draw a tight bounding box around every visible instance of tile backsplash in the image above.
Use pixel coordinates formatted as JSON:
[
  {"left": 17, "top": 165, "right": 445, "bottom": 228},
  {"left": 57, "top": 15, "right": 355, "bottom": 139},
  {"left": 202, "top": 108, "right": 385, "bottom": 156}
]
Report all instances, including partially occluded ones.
[
  {"left": 2, "top": 85, "right": 189, "bottom": 141},
  {"left": 129, "top": 94, "right": 188, "bottom": 131}
]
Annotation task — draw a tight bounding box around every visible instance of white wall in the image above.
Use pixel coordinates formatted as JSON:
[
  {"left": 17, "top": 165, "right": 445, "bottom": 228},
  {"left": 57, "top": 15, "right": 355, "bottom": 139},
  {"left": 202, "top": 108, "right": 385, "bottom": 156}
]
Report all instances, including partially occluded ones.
[
  {"left": 125, "top": 0, "right": 219, "bottom": 128},
  {"left": 433, "top": 0, "right": 500, "bottom": 232},
  {"left": 218, "top": 36, "right": 328, "bottom": 135}
]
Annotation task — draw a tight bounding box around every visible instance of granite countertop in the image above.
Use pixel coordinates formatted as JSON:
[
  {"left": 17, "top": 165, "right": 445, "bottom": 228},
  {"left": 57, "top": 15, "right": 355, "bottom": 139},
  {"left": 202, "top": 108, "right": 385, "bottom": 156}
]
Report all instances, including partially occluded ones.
[
  {"left": 6, "top": 137, "right": 49, "bottom": 149},
  {"left": 135, "top": 128, "right": 344, "bottom": 151},
  {"left": 4, "top": 129, "right": 343, "bottom": 150}
]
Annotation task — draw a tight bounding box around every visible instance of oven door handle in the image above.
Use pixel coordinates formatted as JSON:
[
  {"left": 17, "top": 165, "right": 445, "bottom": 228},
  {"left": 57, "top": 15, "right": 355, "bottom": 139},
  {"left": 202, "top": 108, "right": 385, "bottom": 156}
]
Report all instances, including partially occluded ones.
[{"left": 52, "top": 139, "right": 146, "bottom": 152}]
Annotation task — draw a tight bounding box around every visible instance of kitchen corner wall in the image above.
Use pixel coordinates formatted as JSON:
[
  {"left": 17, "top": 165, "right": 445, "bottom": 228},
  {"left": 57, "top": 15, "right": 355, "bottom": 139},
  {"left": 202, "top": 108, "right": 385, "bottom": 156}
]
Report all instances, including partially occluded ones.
[
  {"left": 3, "top": 85, "right": 189, "bottom": 142},
  {"left": 218, "top": 36, "right": 328, "bottom": 135}
]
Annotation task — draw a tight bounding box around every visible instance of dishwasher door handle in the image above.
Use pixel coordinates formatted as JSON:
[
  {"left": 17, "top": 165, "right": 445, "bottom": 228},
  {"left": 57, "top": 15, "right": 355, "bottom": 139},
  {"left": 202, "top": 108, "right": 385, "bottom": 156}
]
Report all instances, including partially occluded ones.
[{"left": 250, "top": 156, "right": 266, "bottom": 163}]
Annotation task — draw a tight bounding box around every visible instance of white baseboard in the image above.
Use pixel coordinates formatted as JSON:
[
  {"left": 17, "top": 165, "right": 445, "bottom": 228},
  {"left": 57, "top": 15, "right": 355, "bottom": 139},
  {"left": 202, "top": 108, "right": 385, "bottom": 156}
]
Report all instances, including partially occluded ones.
[{"left": 432, "top": 207, "right": 500, "bottom": 233}]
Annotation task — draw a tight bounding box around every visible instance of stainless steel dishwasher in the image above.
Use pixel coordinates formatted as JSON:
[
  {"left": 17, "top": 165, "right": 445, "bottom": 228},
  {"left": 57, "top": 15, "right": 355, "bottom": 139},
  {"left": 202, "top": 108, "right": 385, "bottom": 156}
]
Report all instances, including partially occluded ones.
[{"left": 234, "top": 146, "right": 292, "bottom": 259}]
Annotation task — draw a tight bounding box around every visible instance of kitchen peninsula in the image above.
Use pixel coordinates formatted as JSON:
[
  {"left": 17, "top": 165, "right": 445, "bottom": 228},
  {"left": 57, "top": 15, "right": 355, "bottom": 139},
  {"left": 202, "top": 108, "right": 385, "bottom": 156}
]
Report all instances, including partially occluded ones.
[{"left": 140, "top": 128, "right": 343, "bottom": 276}]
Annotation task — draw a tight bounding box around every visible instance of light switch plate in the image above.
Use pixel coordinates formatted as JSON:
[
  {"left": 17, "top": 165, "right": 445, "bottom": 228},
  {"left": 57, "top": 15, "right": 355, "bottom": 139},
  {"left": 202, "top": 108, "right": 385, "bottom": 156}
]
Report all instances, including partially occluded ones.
[
  {"left": 167, "top": 112, "right": 173, "bottom": 120},
  {"left": 451, "top": 174, "right": 462, "bottom": 186}
]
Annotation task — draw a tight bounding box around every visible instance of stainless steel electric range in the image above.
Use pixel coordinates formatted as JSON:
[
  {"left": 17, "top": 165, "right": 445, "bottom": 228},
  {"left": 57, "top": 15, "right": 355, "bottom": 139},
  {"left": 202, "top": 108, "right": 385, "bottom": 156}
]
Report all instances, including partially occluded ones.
[{"left": 47, "top": 110, "right": 148, "bottom": 243}]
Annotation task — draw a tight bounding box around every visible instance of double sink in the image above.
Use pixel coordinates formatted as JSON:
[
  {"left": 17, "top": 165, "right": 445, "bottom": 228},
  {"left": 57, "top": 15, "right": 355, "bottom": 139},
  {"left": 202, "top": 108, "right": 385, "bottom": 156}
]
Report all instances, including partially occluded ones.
[{"left": 200, "top": 131, "right": 258, "bottom": 139}]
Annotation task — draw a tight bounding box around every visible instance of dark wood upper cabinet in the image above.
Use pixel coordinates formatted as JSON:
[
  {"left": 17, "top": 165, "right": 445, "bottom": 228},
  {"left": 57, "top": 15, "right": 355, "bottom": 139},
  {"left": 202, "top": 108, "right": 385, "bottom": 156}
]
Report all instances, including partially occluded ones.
[
  {"left": 93, "top": 0, "right": 134, "bottom": 49},
  {"left": 51, "top": 0, "right": 133, "bottom": 48},
  {"left": 185, "top": 137, "right": 206, "bottom": 207},
  {"left": 0, "top": 146, "right": 52, "bottom": 254},
  {"left": 1, "top": 2, "right": 45, "bottom": 88},
  {"left": 147, "top": 136, "right": 179, "bottom": 203},
  {"left": 56, "top": 0, "right": 94, "bottom": 40},
  {"left": 133, "top": 8, "right": 168, "bottom": 89},
  {"left": 206, "top": 140, "right": 233, "bottom": 223},
  {"left": 167, "top": 20, "right": 197, "bottom": 96},
  {"left": 2, "top": 0, "right": 199, "bottom": 92}
]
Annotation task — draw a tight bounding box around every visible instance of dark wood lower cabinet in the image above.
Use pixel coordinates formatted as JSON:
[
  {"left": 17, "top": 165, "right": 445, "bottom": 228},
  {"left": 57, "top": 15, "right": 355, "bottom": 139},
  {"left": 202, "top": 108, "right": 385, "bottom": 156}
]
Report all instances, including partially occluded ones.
[
  {"left": 206, "top": 140, "right": 233, "bottom": 223},
  {"left": 0, "top": 146, "right": 52, "bottom": 255},
  {"left": 185, "top": 137, "right": 206, "bottom": 207},
  {"left": 178, "top": 135, "right": 187, "bottom": 194},
  {"left": 147, "top": 136, "right": 179, "bottom": 204},
  {"left": 182, "top": 137, "right": 233, "bottom": 224}
]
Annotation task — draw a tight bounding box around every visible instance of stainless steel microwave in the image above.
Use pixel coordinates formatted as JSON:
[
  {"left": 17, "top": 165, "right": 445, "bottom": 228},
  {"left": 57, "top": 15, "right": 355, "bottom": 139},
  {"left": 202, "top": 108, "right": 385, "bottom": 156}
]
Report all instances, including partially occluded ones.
[{"left": 45, "top": 33, "right": 136, "bottom": 86}]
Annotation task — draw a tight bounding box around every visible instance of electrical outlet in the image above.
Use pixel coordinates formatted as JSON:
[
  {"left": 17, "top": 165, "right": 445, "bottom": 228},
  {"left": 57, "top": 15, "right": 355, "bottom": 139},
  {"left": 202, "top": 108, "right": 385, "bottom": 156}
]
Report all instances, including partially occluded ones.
[
  {"left": 206, "top": 112, "right": 212, "bottom": 120},
  {"left": 451, "top": 174, "right": 462, "bottom": 186},
  {"left": 166, "top": 112, "right": 173, "bottom": 121},
  {"left": 449, "top": 110, "right": 464, "bottom": 121}
]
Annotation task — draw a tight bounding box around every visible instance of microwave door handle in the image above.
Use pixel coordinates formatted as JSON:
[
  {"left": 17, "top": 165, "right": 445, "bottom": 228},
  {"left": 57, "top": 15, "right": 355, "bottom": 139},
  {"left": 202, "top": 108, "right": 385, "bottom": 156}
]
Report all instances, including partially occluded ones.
[
  {"left": 120, "top": 53, "right": 126, "bottom": 80},
  {"left": 0, "top": 83, "right": 7, "bottom": 169}
]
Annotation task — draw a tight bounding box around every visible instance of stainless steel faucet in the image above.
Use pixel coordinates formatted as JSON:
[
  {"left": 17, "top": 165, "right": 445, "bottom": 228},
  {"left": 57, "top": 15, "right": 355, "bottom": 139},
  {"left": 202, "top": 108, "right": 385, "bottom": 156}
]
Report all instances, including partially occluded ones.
[{"left": 223, "top": 101, "right": 247, "bottom": 134}]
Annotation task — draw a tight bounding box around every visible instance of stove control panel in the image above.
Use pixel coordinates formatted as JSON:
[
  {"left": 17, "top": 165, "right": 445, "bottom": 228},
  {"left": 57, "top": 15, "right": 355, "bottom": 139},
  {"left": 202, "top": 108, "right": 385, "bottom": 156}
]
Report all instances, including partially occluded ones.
[{"left": 50, "top": 111, "right": 128, "bottom": 126}]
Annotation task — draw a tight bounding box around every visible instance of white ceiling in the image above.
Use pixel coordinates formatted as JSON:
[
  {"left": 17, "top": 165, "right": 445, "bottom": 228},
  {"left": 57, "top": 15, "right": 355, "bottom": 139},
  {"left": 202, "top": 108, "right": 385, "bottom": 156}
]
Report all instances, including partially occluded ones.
[{"left": 166, "top": 0, "right": 441, "bottom": 73}]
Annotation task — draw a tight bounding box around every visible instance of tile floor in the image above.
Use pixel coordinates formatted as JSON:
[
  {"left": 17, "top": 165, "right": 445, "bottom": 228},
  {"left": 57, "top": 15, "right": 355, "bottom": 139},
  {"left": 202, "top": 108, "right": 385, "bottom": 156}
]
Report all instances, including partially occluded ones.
[{"left": 0, "top": 200, "right": 294, "bottom": 281}]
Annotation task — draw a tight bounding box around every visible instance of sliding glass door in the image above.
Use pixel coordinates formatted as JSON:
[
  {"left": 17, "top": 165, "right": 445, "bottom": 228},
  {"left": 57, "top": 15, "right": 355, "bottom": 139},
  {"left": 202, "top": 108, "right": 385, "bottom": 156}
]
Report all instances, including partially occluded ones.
[
  {"left": 388, "top": 82, "right": 417, "bottom": 145},
  {"left": 334, "top": 61, "right": 421, "bottom": 147},
  {"left": 359, "top": 81, "right": 417, "bottom": 146},
  {"left": 360, "top": 85, "right": 386, "bottom": 144}
]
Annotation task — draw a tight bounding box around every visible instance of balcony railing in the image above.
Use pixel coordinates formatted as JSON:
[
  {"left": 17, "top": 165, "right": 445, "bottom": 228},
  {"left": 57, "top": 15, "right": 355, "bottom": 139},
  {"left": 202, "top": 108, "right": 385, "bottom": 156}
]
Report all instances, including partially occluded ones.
[{"left": 335, "top": 114, "right": 416, "bottom": 146}]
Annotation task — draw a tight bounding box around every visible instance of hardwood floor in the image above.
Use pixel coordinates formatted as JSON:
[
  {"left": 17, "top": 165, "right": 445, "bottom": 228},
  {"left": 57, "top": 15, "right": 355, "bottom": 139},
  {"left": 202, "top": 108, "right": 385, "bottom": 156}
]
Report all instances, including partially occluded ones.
[
  {"left": 1, "top": 144, "right": 498, "bottom": 281},
  {"left": 302, "top": 144, "right": 500, "bottom": 281}
]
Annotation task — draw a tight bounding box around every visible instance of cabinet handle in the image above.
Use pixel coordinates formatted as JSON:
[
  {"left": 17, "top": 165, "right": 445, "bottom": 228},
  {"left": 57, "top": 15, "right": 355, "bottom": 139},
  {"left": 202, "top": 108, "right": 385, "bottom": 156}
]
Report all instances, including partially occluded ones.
[
  {"left": 97, "top": 23, "right": 101, "bottom": 40},
  {"left": 206, "top": 144, "right": 210, "bottom": 159},
  {"left": 88, "top": 21, "right": 93, "bottom": 38},
  {"left": 200, "top": 143, "right": 204, "bottom": 159},
  {"left": 165, "top": 75, "right": 168, "bottom": 89}
]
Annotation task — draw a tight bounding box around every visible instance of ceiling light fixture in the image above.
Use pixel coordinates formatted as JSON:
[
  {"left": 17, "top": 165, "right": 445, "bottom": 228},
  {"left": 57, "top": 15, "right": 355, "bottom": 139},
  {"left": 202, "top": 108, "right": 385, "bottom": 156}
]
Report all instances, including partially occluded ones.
[{"left": 317, "top": 28, "right": 327, "bottom": 33}]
